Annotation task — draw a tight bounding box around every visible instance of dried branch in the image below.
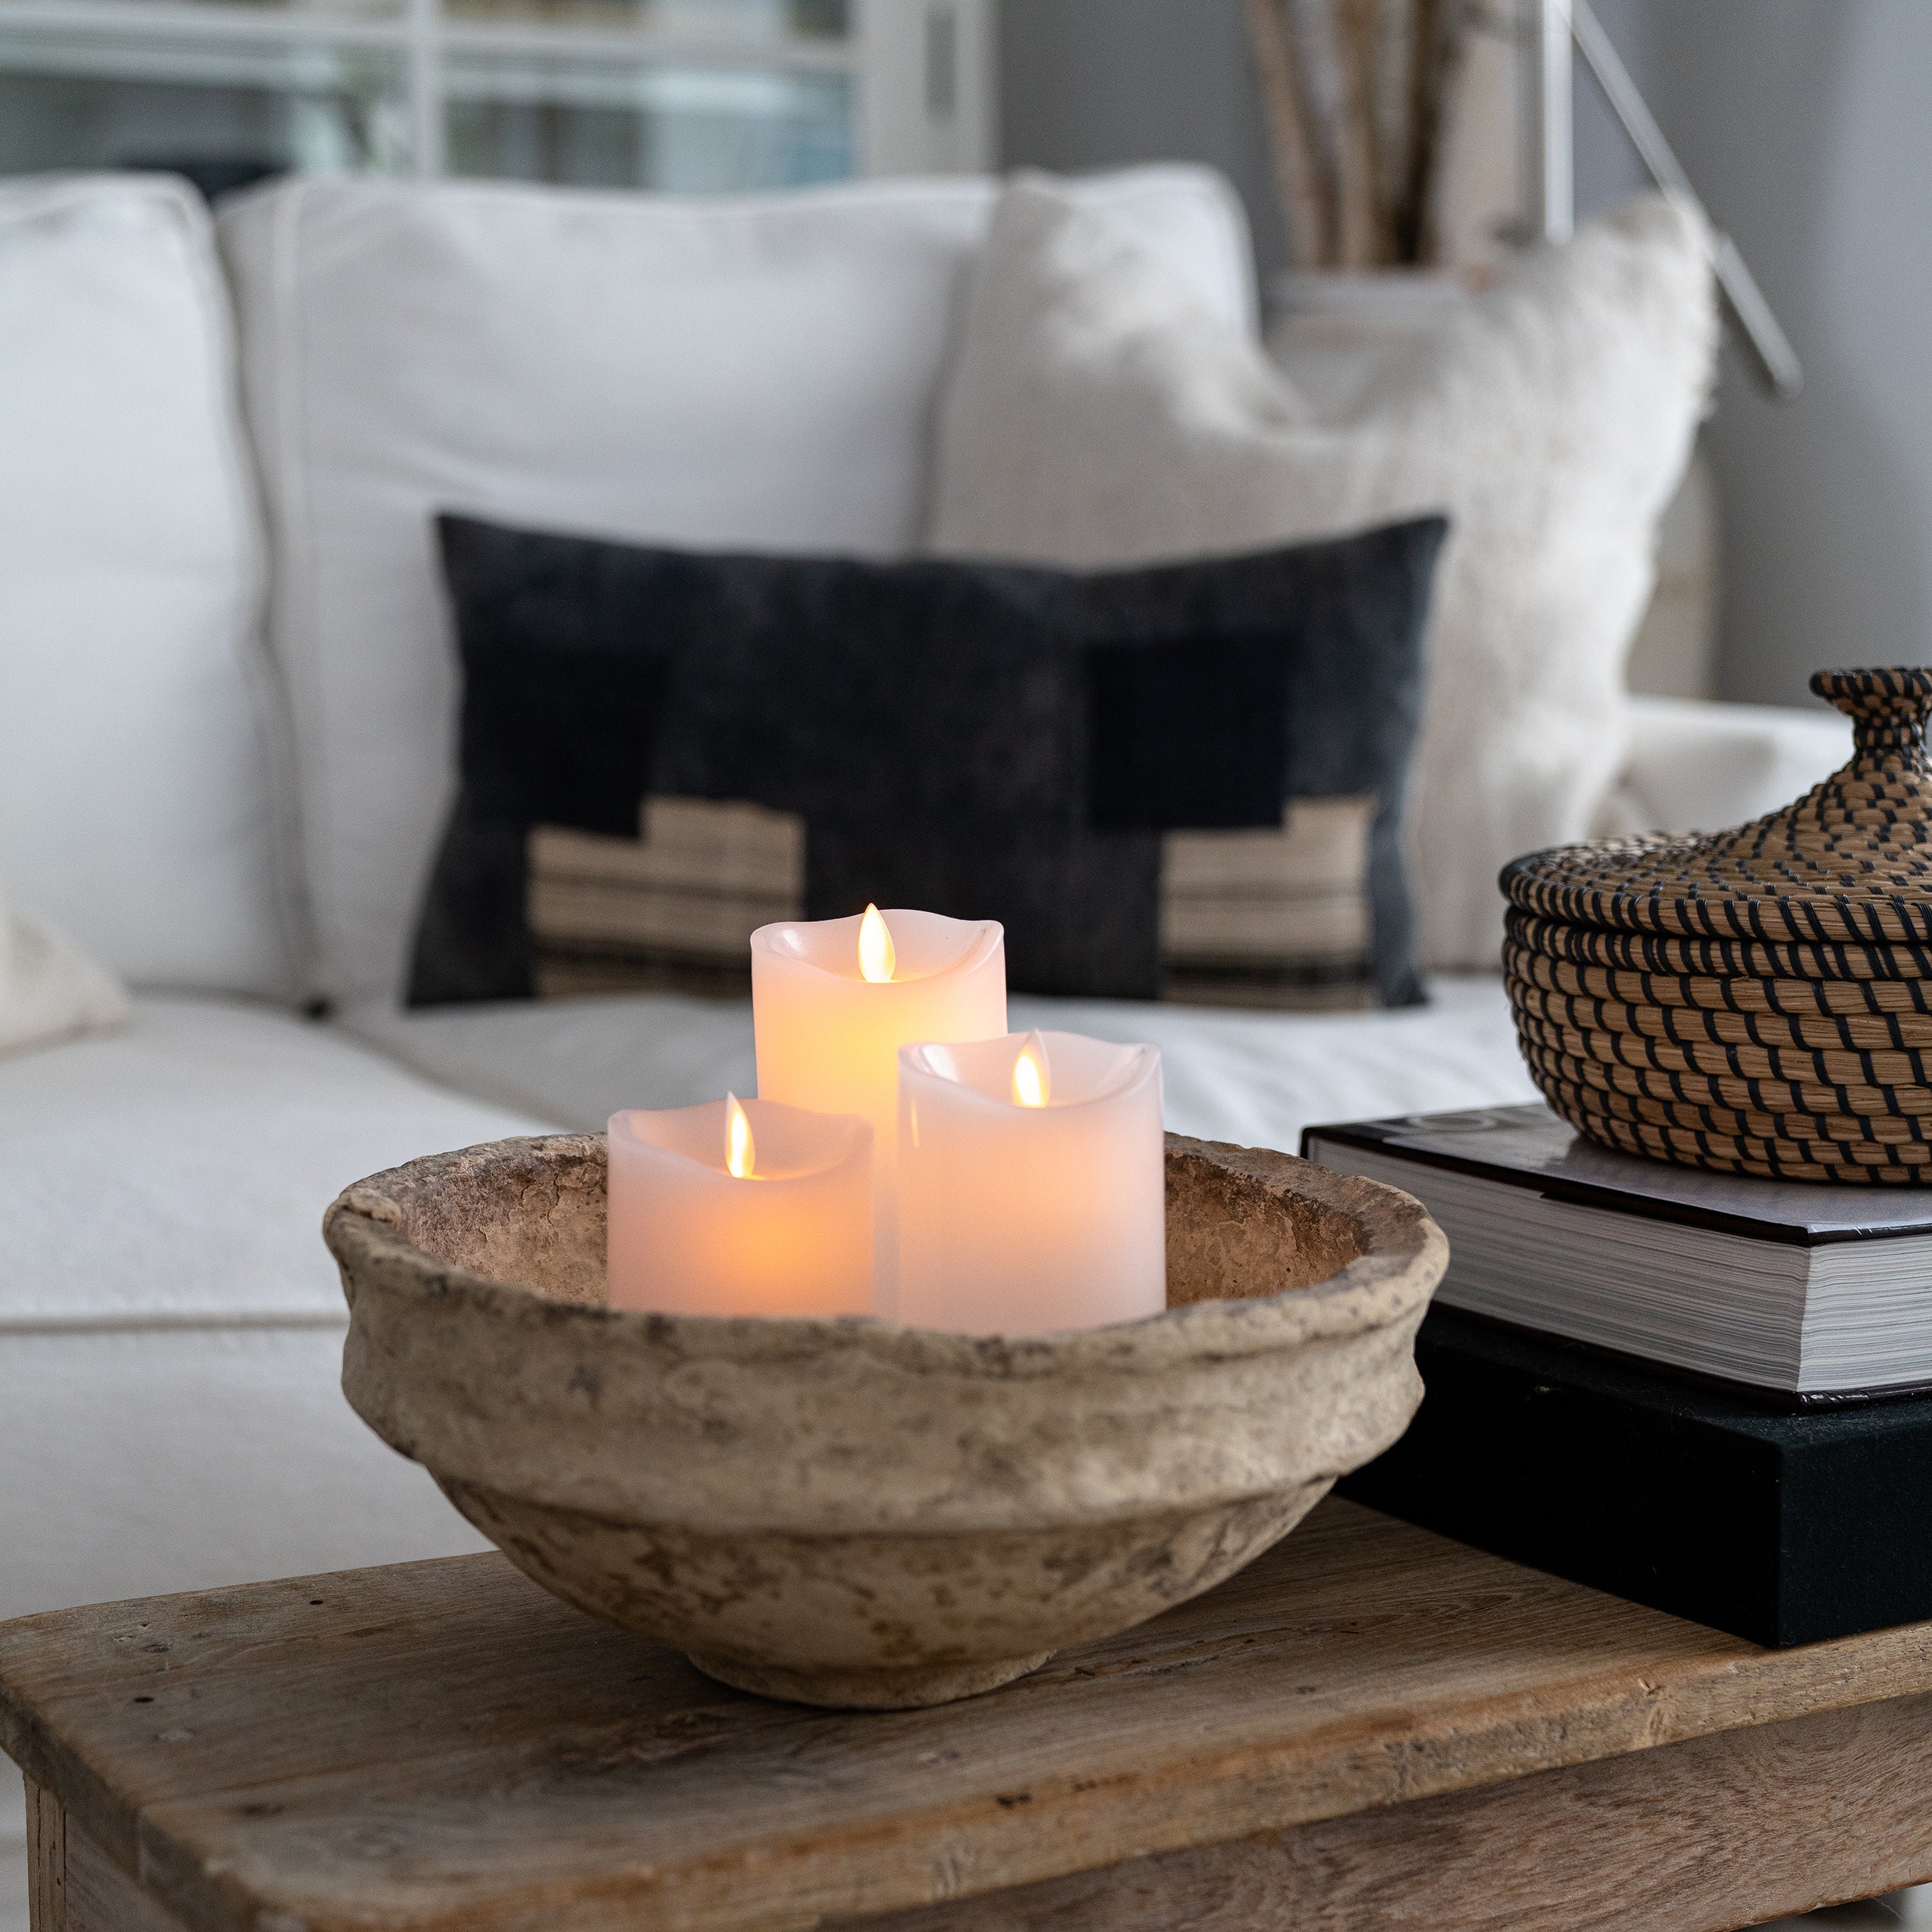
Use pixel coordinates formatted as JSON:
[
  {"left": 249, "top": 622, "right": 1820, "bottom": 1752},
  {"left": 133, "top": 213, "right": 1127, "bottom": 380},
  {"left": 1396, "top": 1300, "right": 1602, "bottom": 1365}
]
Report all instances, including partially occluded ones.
[
  {"left": 1402, "top": 0, "right": 1476, "bottom": 264},
  {"left": 1367, "top": 0, "right": 1415, "bottom": 251},
  {"left": 1249, "top": 0, "right": 1480, "bottom": 272},
  {"left": 1333, "top": 0, "right": 1386, "bottom": 265},
  {"left": 1284, "top": 0, "right": 1349, "bottom": 264},
  {"left": 1244, "top": 0, "right": 1332, "bottom": 267}
]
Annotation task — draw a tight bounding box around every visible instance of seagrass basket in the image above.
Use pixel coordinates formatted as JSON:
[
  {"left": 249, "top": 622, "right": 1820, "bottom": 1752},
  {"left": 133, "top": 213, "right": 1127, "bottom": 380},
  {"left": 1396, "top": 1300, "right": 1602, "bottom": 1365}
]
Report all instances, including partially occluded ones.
[{"left": 1501, "top": 667, "right": 1932, "bottom": 1183}]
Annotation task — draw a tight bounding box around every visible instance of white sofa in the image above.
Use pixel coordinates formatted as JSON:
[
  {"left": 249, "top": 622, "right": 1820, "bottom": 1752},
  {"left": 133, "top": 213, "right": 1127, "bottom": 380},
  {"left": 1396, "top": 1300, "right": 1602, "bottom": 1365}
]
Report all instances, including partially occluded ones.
[{"left": 0, "top": 163, "right": 1852, "bottom": 1906}]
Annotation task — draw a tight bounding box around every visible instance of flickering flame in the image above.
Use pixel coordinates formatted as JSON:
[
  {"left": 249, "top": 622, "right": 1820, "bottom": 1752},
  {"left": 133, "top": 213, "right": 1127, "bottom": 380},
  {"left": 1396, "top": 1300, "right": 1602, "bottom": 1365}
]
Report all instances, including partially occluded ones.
[
  {"left": 724, "top": 1093, "right": 755, "bottom": 1179},
  {"left": 1011, "top": 1030, "right": 1051, "bottom": 1108},
  {"left": 858, "top": 902, "right": 896, "bottom": 983}
]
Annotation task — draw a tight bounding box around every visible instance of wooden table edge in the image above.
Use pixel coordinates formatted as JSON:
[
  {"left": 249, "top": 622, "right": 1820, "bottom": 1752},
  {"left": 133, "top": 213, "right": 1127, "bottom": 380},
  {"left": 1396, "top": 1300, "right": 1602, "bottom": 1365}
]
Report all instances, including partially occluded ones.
[{"left": 11, "top": 1510, "right": 1932, "bottom": 1932}]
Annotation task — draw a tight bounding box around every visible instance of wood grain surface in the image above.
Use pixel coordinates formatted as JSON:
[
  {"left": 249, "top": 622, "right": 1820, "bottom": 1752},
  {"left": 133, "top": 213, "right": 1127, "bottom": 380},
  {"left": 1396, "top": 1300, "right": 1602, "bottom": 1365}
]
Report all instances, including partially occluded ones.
[
  {"left": 835, "top": 1690, "right": 1932, "bottom": 1931},
  {"left": 30, "top": 1784, "right": 191, "bottom": 1932},
  {"left": 7, "top": 1499, "right": 1932, "bottom": 1932},
  {"left": 26, "top": 1780, "right": 62, "bottom": 1931}
]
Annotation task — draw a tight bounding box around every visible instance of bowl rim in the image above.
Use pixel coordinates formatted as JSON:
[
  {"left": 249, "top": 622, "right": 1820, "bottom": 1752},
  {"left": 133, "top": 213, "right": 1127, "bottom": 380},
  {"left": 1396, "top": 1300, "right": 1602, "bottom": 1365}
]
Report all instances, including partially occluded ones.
[{"left": 324, "top": 1130, "right": 1447, "bottom": 1376}]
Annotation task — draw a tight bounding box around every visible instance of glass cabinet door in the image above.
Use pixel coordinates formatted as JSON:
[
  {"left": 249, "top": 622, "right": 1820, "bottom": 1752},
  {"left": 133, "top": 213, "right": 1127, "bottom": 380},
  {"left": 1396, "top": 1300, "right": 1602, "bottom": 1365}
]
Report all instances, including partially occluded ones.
[
  {"left": 0, "top": 0, "right": 989, "bottom": 192},
  {"left": 0, "top": 5, "right": 411, "bottom": 183}
]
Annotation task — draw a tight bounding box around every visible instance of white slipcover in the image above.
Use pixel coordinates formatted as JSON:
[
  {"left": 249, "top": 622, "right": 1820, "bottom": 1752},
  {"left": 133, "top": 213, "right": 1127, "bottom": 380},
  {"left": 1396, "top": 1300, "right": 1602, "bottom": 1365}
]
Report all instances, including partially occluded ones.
[
  {"left": 1599, "top": 695, "right": 1854, "bottom": 836},
  {"left": 345, "top": 974, "right": 1536, "bottom": 1155},
  {"left": 0, "top": 177, "right": 294, "bottom": 997},
  {"left": 0, "top": 996, "right": 548, "bottom": 1627}
]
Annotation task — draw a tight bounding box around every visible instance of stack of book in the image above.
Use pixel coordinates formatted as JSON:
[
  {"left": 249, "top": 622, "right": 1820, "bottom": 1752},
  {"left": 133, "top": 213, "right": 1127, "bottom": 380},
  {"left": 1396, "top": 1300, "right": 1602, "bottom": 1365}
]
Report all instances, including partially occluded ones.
[{"left": 1305, "top": 1102, "right": 1932, "bottom": 1644}]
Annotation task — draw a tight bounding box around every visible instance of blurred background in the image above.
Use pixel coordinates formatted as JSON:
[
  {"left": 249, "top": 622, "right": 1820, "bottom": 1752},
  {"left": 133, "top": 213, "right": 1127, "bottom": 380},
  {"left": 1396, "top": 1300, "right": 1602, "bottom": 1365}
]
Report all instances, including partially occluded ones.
[
  {"left": 1001, "top": 0, "right": 1932, "bottom": 718},
  {"left": 1, "top": 0, "right": 1924, "bottom": 712}
]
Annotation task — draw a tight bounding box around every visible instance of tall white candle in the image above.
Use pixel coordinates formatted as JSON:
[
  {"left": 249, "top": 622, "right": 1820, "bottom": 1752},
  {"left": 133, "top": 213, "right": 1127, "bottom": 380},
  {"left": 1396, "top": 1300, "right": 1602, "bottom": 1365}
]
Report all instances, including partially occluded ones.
[
  {"left": 607, "top": 1096, "right": 872, "bottom": 1318},
  {"left": 751, "top": 907, "right": 1006, "bottom": 1315},
  {"left": 896, "top": 1029, "right": 1166, "bottom": 1336}
]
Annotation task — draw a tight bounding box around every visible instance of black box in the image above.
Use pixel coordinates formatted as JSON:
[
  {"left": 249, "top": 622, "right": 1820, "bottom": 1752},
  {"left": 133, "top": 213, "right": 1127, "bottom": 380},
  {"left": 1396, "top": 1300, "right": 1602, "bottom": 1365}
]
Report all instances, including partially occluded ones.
[{"left": 1339, "top": 1305, "right": 1932, "bottom": 1645}]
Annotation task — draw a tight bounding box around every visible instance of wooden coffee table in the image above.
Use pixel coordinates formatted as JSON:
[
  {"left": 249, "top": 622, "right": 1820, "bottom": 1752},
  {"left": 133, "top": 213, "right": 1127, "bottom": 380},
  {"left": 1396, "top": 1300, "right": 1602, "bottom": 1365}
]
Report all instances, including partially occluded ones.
[{"left": 7, "top": 1498, "right": 1932, "bottom": 1932}]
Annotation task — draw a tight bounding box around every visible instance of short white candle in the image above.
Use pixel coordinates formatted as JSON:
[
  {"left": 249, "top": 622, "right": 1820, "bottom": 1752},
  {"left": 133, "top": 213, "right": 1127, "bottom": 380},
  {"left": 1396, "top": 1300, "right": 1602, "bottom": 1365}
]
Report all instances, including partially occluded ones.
[
  {"left": 751, "top": 907, "right": 1006, "bottom": 1315},
  {"left": 607, "top": 1095, "right": 872, "bottom": 1318},
  {"left": 896, "top": 1029, "right": 1166, "bottom": 1336}
]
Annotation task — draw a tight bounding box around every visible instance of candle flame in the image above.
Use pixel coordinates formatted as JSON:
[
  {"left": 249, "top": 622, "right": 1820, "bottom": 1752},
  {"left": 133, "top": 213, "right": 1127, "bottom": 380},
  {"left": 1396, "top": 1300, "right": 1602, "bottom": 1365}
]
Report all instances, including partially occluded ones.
[
  {"left": 724, "top": 1093, "right": 755, "bottom": 1178},
  {"left": 858, "top": 903, "right": 896, "bottom": 983},
  {"left": 1011, "top": 1030, "right": 1051, "bottom": 1108}
]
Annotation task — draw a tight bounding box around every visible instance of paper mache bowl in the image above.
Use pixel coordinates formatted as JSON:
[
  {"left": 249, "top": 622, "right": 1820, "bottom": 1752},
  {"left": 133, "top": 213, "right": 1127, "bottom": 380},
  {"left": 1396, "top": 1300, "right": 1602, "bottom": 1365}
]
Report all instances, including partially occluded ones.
[{"left": 324, "top": 1130, "right": 1446, "bottom": 1710}]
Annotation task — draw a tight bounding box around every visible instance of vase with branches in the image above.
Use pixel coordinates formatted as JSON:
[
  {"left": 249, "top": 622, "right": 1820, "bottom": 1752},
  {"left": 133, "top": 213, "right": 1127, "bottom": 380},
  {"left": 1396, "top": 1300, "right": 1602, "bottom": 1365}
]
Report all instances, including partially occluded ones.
[{"left": 1245, "top": 0, "right": 1483, "bottom": 272}]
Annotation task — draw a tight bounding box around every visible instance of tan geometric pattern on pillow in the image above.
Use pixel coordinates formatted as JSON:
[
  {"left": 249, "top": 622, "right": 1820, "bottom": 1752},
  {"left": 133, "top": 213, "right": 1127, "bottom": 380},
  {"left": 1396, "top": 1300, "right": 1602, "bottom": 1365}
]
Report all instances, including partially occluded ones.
[
  {"left": 528, "top": 792, "right": 1380, "bottom": 1009},
  {"left": 528, "top": 798, "right": 802, "bottom": 999},
  {"left": 1161, "top": 795, "right": 1376, "bottom": 1009}
]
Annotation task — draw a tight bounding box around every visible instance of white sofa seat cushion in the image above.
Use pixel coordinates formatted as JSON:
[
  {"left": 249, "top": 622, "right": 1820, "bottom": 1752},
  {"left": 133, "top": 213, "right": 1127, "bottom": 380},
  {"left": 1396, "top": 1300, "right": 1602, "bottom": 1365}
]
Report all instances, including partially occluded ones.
[
  {"left": 0, "top": 176, "right": 295, "bottom": 998},
  {"left": 0, "top": 996, "right": 547, "bottom": 1330},
  {"left": 0, "top": 996, "right": 552, "bottom": 1633},
  {"left": 217, "top": 165, "right": 1255, "bottom": 1011},
  {"left": 345, "top": 974, "right": 1537, "bottom": 1157},
  {"left": 0, "top": 1326, "right": 496, "bottom": 1627}
]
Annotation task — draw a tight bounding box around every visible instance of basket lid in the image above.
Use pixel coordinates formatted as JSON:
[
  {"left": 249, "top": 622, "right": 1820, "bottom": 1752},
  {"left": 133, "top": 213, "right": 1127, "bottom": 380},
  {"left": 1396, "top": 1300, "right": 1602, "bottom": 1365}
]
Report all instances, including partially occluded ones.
[{"left": 1503, "top": 669, "right": 1932, "bottom": 946}]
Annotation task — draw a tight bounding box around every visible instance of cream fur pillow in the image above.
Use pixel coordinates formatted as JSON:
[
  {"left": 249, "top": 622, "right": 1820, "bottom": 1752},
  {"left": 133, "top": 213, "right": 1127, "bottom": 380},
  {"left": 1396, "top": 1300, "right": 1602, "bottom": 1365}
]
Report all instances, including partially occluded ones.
[
  {"left": 927, "top": 177, "right": 1715, "bottom": 968},
  {"left": 0, "top": 875, "right": 131, "bottom": 1058}
]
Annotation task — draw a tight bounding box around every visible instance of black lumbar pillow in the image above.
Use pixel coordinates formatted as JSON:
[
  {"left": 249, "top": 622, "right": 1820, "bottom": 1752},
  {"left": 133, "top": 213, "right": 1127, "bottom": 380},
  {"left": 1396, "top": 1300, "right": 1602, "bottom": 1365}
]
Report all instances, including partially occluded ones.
[{"left": 408, "top": 513, "right": 1446, "bottom": 1009}]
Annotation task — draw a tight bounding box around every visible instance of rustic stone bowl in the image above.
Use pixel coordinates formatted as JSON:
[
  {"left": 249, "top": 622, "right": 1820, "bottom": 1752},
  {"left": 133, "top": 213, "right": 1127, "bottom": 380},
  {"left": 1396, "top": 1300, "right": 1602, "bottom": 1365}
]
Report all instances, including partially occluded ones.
[{"left": 324, "top": 1133, "right": 1446, "bottom": 1710}]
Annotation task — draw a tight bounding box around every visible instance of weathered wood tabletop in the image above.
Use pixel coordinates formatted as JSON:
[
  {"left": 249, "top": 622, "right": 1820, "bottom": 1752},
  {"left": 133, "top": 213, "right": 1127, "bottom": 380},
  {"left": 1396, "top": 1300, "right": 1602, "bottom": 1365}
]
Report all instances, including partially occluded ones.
[{"left": 7, "top": 1497, "right": 1932, "bottom": 1932}]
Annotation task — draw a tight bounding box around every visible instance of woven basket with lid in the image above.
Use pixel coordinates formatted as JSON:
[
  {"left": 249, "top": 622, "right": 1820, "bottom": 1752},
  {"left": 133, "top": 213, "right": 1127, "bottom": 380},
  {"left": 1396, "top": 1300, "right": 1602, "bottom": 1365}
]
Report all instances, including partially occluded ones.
[{"left": 1502, "top": 668, "right": 1932, "bottom": 1183}]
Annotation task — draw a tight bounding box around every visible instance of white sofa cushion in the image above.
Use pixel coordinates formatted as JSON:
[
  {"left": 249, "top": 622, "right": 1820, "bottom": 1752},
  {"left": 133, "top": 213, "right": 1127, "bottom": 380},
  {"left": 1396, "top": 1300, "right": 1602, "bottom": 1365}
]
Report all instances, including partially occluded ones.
[
  {"left": 0, "top": 1325, "right": 494, "bottom": 1627},
  {"left": 926, "top": 178, "right": 1717, "bottom": 970},
  {"left": 217, "top": 165, "right": 1255, "bottom": 1009},
  {"left": 0, "top": 176, "right": 295, "bottom": 998},
  {"left": 0, "top": 994, "right": 549, "bottom": 1627},
  {"left": 0, "top": 995, "right": 549, "bottom": 1331},
  {"left": 345, "top": 973, "right": 1537, "bottom": 1157}
]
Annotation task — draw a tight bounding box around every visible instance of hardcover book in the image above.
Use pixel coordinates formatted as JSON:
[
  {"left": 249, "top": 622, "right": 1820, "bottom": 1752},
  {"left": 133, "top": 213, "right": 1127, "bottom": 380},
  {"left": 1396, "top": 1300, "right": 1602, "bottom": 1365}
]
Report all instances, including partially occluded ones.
[
  {"left": 1302, "top": 1101, "right": 1932, "bottom": 1405},
  {"left": 1338, "top": 1305, "right": 1932, "bottom": 1646}
]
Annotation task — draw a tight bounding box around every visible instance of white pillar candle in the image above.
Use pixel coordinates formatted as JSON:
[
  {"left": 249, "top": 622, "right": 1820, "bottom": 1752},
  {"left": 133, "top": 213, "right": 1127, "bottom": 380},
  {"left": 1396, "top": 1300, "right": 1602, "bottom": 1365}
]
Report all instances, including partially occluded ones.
[
  {"left": 751, "top": 907, "right": 1006, "bottom": 1315},
  {"left": 607, "top": 1095, "right": 872, "bottom": 1318},
  {"left": 896, "top": 1028, "right": 1166, "bottom": 1336}
]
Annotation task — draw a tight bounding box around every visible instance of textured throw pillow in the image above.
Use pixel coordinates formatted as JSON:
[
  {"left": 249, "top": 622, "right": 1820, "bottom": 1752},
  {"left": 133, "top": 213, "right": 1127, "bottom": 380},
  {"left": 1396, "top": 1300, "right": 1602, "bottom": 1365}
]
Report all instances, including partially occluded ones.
[
  {"left": 0, "top": 874, "right": 131, "bottom": 1059},
  {"left": 408, "top": 512, "right": 1445, "bottom": 1009},
  {"left": 926, "top": 177, "right": 1716, "bottom": 969}
]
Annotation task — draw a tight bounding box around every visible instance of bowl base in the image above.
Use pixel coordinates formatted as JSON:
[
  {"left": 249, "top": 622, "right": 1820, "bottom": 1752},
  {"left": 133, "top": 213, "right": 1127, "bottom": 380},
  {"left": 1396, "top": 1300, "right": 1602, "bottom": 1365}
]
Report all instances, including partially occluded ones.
[{"left": 685, "top": 1647, "right": 1056, "bottom": 1710}]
